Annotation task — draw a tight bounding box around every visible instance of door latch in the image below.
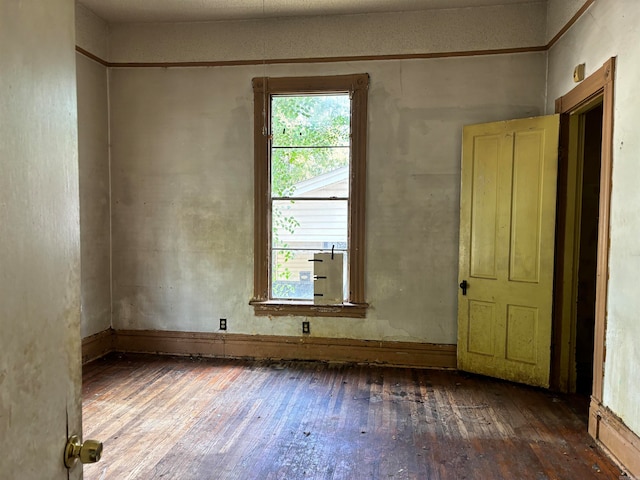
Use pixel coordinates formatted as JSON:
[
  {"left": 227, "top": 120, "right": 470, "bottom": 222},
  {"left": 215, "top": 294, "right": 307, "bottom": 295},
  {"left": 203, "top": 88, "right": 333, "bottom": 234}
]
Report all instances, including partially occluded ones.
[
  {"left": 459, "top": 280, "right": 468, "bottom": 296},
  {"left": 64, "top": 435, "right": 103, "bottom": 468}
]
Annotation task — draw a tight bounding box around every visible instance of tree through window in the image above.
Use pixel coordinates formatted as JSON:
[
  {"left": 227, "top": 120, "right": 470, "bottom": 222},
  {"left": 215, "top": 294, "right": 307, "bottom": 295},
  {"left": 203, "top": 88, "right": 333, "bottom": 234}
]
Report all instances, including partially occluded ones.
[{"left": 251, "top": 74, "right": 369, "bottom": 317}]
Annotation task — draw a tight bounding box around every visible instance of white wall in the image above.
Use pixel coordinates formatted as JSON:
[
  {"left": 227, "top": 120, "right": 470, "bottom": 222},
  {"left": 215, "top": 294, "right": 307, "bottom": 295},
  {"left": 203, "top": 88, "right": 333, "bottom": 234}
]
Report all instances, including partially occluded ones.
[
  {"left": 77, "top": 53, "right": 111, "bottom": 338},
  {"left": 0, "top": 0, "right": 82, "bottom": 478},
  {"left": 546, "top": 0, "right": 586, "bottom": 42},
  {"left": 71, "top": 0, "right": 549, "bottom": 345},
  {"left": 101, "top": 1, "right": 548, "bottom": 345},
  {"left": 76, "top": 3, "right": 109, "bottom": 59},
  {"left": 547, "top": 0, "right": 640, "bottom": 437},
  {"left": 109, "top": 52, "right": 546, "bottom": 343},
  {"left": 108, "top": 3, "right": 545, "bottom": 63},
  {"left": 76, "top": 4, "right": 112, "bottom": 338}
]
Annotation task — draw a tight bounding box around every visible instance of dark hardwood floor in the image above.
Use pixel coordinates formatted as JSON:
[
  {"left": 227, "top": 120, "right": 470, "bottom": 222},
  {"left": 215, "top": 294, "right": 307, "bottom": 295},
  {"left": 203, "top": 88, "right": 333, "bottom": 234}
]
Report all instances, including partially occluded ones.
[{"left": 82, "top": 354, "right": 623, "bottom": 479}]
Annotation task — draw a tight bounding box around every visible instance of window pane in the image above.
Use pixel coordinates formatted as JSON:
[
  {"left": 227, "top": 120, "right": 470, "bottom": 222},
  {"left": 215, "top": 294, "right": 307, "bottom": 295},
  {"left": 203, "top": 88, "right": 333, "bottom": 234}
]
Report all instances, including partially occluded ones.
[
  {"left": 272, "top": 148, "right": 349, "bottom": 198},
  {"left": 272, "top": 95, "right": 350, "bottom": 148},
  {"left": 271, "top": 250, "right": 315, "bottom": 300},
  {"left": 272, "top": 199, "right": 347, "bottom": 249},
  {"left": 271, "top": 250, "right": 348, "bottom": 301}
]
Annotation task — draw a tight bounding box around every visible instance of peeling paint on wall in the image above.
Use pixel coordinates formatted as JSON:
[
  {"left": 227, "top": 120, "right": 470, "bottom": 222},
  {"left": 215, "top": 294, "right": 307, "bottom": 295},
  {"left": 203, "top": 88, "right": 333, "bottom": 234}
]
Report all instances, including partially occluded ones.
[{"left": 108, "top": 54, "right": 546, "bottom": 344}]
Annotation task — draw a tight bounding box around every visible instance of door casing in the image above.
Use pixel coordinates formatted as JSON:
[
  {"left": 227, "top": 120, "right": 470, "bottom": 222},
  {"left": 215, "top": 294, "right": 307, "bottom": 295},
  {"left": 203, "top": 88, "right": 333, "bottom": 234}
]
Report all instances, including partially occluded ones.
[{"left": 551, "top": 58, "right": 615, "bottom": 436}]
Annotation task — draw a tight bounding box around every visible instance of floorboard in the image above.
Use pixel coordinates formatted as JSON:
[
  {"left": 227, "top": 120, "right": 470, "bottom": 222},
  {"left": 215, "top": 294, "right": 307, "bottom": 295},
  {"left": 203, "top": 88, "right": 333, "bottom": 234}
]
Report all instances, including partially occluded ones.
[{"left": 82, "top": 354, "right": 623, "bottom": 479}]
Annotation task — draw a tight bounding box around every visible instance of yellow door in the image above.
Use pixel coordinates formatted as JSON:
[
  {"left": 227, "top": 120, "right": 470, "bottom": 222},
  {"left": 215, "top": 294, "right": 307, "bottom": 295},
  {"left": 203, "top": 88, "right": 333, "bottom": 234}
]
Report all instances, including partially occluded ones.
[{"left": 457, "top": 115, "right": 560, "bottom": 388}]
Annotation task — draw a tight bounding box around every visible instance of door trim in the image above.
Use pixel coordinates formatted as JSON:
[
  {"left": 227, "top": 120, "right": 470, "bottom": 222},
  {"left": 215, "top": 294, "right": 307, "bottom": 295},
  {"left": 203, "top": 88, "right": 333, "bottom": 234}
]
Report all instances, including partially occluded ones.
[{"left": 553, "top": 57, "right": 615, "bottom": 406}]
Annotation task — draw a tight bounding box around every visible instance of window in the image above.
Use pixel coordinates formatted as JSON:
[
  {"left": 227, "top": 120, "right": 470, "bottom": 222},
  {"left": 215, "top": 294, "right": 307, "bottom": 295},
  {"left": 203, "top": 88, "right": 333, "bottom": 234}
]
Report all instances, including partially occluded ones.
[{"left": 250, "top": 74, "right": 369, "bottom": 317}]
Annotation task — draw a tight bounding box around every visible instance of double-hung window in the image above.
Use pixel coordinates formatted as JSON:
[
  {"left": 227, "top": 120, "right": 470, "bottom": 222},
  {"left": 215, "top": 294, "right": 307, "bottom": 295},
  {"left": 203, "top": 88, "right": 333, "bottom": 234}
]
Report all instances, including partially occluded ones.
[{"left": 251, "top": 74, "right": 369, "bottom": 317}]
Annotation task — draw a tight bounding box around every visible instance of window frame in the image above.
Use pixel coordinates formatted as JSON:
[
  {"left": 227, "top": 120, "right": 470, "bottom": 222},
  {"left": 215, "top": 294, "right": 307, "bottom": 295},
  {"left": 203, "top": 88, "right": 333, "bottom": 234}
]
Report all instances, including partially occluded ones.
[{"left": 250, "top": 74, "right": 369, "bottom": 318}]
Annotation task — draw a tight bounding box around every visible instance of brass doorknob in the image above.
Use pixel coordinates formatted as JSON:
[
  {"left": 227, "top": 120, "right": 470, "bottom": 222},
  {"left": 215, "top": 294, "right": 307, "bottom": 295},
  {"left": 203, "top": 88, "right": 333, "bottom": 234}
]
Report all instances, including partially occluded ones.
[{"left": 64, "top": 435, "right": 103, "bottom": 468}]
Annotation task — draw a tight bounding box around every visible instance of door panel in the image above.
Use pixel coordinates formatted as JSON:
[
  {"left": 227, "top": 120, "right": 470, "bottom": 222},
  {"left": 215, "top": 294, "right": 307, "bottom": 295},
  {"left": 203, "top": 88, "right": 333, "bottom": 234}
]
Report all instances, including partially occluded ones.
[
  {"left": 0, "top": 1, "right": 82, "bottom": 478},
  {"left": 506, "top": 305, "right": 538, "bottom": 364},
  {"left": 510, "top": 130, "right": 545, "bottom": 282},
  {"left": 467, "top": 301, "right": 496, "bottom": 356},
  {"left": 470, "top": 136, "right": 500, "bottom": 279},
  {"left": 458, "top": 115, "right": 559, "bottom": 388}
]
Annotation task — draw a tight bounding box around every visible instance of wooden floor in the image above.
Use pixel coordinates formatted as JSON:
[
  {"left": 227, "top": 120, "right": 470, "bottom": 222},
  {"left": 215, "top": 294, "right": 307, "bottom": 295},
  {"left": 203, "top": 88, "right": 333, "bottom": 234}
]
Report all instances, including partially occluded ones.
[{"left": 82, "top": 354, "right": 623, "bottom": 480}]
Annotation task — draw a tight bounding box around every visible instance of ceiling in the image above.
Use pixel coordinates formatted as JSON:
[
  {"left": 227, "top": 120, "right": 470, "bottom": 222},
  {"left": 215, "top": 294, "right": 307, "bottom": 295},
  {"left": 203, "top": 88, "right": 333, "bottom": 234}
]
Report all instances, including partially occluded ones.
[{"left": 79, "top": 0, "right": 539, "bottom": 23}]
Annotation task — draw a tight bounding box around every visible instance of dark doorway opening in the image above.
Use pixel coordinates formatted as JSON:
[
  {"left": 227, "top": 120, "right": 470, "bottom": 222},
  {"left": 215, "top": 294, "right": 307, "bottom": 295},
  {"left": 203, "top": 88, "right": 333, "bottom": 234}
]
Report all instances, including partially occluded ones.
[{"left": 574, "top": 103, "right": 603, "bottom": 395}]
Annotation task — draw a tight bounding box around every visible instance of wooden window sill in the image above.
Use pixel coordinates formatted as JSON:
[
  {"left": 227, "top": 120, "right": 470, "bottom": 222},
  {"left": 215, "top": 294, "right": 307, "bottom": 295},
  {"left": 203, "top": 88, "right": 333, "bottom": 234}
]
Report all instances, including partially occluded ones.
[{"left": 250, "top": 300, "right": 368, "bottom": 318}]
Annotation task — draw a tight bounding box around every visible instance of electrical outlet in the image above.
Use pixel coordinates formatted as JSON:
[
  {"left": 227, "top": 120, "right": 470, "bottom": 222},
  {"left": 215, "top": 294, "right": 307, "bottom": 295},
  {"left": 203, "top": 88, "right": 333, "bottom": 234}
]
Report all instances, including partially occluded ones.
[
  {"left": 219, "top": 318, "right": 227, "bottom": 331},
  {"left": 302, "top": 321, "right": 310, "bottom": 334}
]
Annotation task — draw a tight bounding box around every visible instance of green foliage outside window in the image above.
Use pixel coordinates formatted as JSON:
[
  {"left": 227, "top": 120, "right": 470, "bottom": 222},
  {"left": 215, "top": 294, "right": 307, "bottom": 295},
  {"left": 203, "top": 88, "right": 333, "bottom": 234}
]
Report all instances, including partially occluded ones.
[{"left": 271, "top": 95, "right": 350, "bottom": 197}]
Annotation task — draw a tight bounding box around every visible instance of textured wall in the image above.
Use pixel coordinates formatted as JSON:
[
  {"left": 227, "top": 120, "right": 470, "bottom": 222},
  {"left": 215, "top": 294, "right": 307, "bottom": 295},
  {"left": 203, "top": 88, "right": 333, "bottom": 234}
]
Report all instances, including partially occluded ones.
[
  {"left": 108, "top": 3, "right": 546, "bottom": 63},
  {"left": 76, "top": 2, "right": 109, "bottom": 59},
  {"left": 546, "top": 0, "right": 589, "bottom": 42},
  {"left": 109, "top": 52, "right": 546, "bottom": 344},
  {"left": 0, "top": 0, "right": 82, "bottom": 478},
  {"left": 547, "top": 0, "right": 640, "bottom": 437},
  {"left": 77, "top": 53, "right": 112, "bottom": 338}
]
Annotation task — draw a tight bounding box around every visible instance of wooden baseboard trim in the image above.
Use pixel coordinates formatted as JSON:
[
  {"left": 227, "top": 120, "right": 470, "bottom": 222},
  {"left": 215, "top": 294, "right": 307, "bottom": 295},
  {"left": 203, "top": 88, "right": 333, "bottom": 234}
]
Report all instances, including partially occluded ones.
[
  {"left": 114, "top": 329, "right": 456, "bottom": 369},
  {"left": 589, "top": 397, "right": 640, "bottom": 478},
  {"left": 81, "top": 328, "right": 115, "bottom": 364}
]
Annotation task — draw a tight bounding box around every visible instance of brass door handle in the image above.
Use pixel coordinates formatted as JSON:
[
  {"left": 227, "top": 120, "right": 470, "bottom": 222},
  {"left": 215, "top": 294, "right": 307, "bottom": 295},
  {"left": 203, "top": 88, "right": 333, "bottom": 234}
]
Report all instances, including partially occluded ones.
[{"left": 64, "top": 435, "right": 103, "bottom": 468}]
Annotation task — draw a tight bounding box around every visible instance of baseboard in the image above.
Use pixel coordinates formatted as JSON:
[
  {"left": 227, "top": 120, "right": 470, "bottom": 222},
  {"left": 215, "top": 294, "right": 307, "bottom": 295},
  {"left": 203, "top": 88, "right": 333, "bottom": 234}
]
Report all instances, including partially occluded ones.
[
  {"left": 589, "top": 397, "right": 640, "bottom": 478},
  {"left": 81, "top": 328, "right": 115, "bottom": 364},
  {"left": 114, "top": 329, "right": 457, "bottom": 369}
]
